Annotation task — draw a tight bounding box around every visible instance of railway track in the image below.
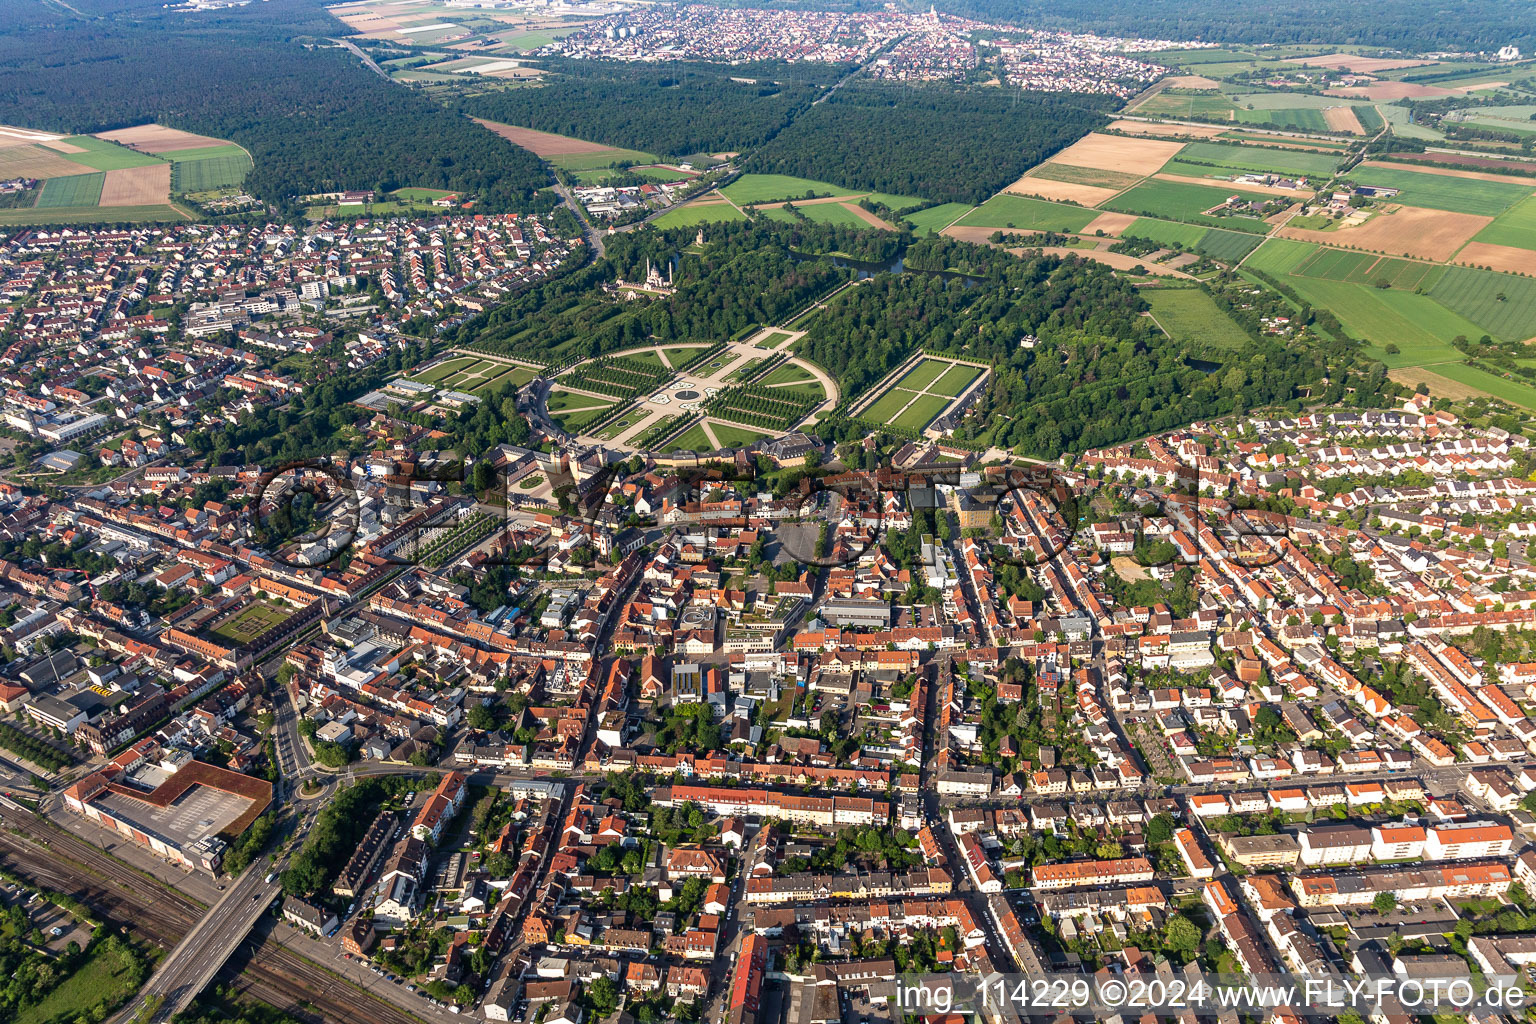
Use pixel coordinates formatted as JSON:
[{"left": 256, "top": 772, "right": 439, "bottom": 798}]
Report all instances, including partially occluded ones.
[{"left": 0, "top": 816, "right": 423, "bottom": 1024}]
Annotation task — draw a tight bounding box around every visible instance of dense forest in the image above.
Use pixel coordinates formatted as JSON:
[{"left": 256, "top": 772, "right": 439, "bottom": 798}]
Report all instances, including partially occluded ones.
[
  {"left": 0, "top": 0, "right": 552, "bottom": 213},
  {"left": 924, "top": 0, "right": 1536, "bottom": 53},
  {"left": 461, "top": 59, "right": 841, "bottom": 158},
  {"left": 745, "top": 82, "right": 1110, "bottom": 204},
  {"left": 800, "top": 237, "right": 1329, "bottom": 455}
]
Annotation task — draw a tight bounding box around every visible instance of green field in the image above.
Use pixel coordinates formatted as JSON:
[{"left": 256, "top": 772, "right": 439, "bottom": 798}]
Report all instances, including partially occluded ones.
[
  {"left": 546, "top": 388, "right": 613, "bottom": 412},
  {"left": 15, "top": 940, "right": 144, "bottom": 1024},
  {"left": 796, "top": 202, "right": 871, "bottom": 228},
  {"left": 411, "top": 356, "right": 479, "bottom": 383},
  {"left": 61, "top": 136, "right": 165, "bottom": 170},
  {"left": 1280, "top": 275, "right": 1486, "bottom": 366},
  {"left": 890, "top": 392, "right": 952, "bottom": 431},
  {"left": 169, "top": 146, "right": 252, "bottom": 192},
  {"left": 554, "top": 401, "right": 617, "bottom": 433},
  {"left": 1352, "top": 165, "right": 1532, "bottom": 216},
  {"left": 723, "top": 174, "right": 858, "bottom": 205},
  {"left": 211, "top": 601, "right": 291, "bottom": 642},
  {"left": 1125, "top": 218, "right": 1207, "bottom": 249},
  {"left": 1426, "top": 361, "right": 1536, "bottom": 411},
  {"left": 1243, "top": 238, "right": 1317, "bottom": 275},
  {"left": 862, "top": 387, "right": 920, "bottom": 423},
  {"left": 760, "top": 363, "right": 817, "bottom": 387},
  {"left": 548, "top": 147, "right": 657, "bottom": 171},
  {"left": 709, "top": 422, "right": 773, "bottom": 447},
  {"left": 663, "top": 423, "right": 714, "bottom": 453},
  {"left": 392, "top": 186, "right": 457, "bottom": 200},
  {"left": 1428, "top": 267, "right": 1536, "bottom": 343},
  {"left": 1377, "top": 103, "right": 1443, "bottom": 141},
  {"left": 1104, "top": 179, "right": 1274, "bottom": 232},
  {"left": 755, "top": 330, "right": 793, "bottom": 350},
  {"left": 1176, "top": 141, "right": 1340, "bottom": 178},
  {"left": 661, "top": 344, "right": 710, "bottom": 366},
  {"left": 594, "top": 409, "right": 644, "bottom": 440},
  {"left": 1197, "top": 227, "right": 1265, "bottom": 261},
  {"left": 470, "top": 365, "right": 537, "bottom": 394},
  {"left": 955, "top": 194, "right": 1098, "bottom": 232},
  {"left": 897, "top": 358, "right": 950, "bottom": 391},
  {"left": 904, "top": 203, "right": 973, "bottom": 234},
  {"left": 929, "top": 363, "right": 982, "bottom": 397},
  {"left": 651, "top": 203, "right": 746, "bottom": 228},
  {"left": 1135, "top": 91, "right": 1235, "bottom": 119},
  {"left": 1233, "top": 108, "right": 1331, "bottom": 132},
  {"left": 610, "top": 349, "right": 667, "bottom": 372},
  {"left": 0, "top": 203, "right": 185, "bottom": 225},
  {"left": 1292, "top": 247, "right": 1446, "bottom": 291},
  {"left": 865, "top": 191, "right": 926, "bottom": 210},
  {"left": 1473, "top": 195, "right": 1536, "bottom": 251},
  {"left": 1146, "top": 288, "right": 1253, "bottom": 351},
  {"left": 37, "top": 172, "right": 104, "bottom": 208}
]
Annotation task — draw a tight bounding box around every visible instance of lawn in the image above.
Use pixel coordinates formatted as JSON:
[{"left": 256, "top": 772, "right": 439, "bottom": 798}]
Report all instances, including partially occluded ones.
[
  {"left": 904, "top": 203, "right": 973, "bottom": 234},
  {"left": 661, "top": 344, "right": 709, "bottom": 366},
  {"left": 890, "top": 392, "right": 952, "bottom": 431},
  {"left": 612, "top": 349, "right": 667, "bottom": 372},
  {"left": 15, "top": 940, "right": 144, "bottom": 1024},
  {"left": 722, "top": 174, "right": 857, "bottom": 205},
  {"left": 411, "top": 356, "right": 479, "bottom": 383},
  {"left": 594, "top": 412, "right": 643, "bottom": 440},
  {"left": 861, "top": 387, "right": 920, "bottom": 423},
  {"left": 754, "top": 330, "right": 793, "bottom": 350},
  {"left": 760, "top": 363, "right": 818, "bottom": 387},
  {"left": 210, "top": 601, "right": 291, "bottom": 643},
  {"left": 709, "top": 422, "right": 773, "bottom": 447},
  {"left": 663, "top": 423, "right": 715, "bottom": 453},
  {"left": 1473, "top": 195, "right": 1536, "bottom": 251},
  {"left": 469, "top": 365, "right": 537, "bottom": 394},
  {"left": 897, "top": 358, "right": 950, "bottom": 391},
  {"left": 554, "top": 401, "right": 617, "bottom": 433},
  {"left": 58, "top": 136, "right": 165, "bottom": 170},
  {"left": 546, "top": 388, "right": 613, "bottom": 412},
  {"left": 1428, "top": 267, "right": 1536, "bottom": 342},
  {"left": 37, "top": 173, "right": 104, "bottom": 208},
  {"left": 1146, "top": 288, "right": 1253, "bottom": 351},
  {"left": 929, "top": 363, "right": 982, "bottom": 398},
  {"left": 651, "top": 203, "right": 746, "bottom": 228},
  {"left": 956, "top": 194, "right": 1098, "bottom": 232},
  {"left": 1351, "top": 165, "right": 1532, "bottom": 217},
  {"left": 1104, "top": 179, "right": 1275, "bottom": 232},
  {"left": 1176, "top": 141, "right": 1340, "bottom": 177}
]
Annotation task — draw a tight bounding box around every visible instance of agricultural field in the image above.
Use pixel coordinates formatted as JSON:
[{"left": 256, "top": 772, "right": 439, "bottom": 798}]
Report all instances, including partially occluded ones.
[
  {"left": 1133, "top": 90, "right": 1236, "bottom": 119},
  {"left": 794, "top": 202, "right": 874, "bottom": 228},
  {"left": 37, "top": 173, "right": 104, "bottom": 208},
  {"left": 1145, "top": 288, "right": 1253, "bottom": 351},
  {"left": 1121, "top": 217, "right": 1266, "bottom": 262},
  {"left": 1350, "top": 165, "right": 1531, "bottom": 217},
  {"left": 954, "top": 195, "right": 1098, "bottom": 233},
  {"left": 1473, "top": 196, "right": 1536, "bottom": 251},
  {"left": 722, "top": 175, "right": 859, "bottom": 205},
  {"left": 1174, "top": 141, "right": 1341, "bottom": 178},
  {"left": 1291, "top": 248, "right": 1446, "bottom": 291},
  {"left": 55, "top": 136, "right": 165, "bottom": 171},
  {"left": 1103, "top": 179, "right": 1274, "bottom": 232},
  {"left": 1427, "top": 267, "right": 1536, "bottom": 342},
  {"left": 1030, "top": 164, "right": 1145, "bottom": 189},
  {"left": 1424, "top": 361, "right": 1536, "bottom": 412}
]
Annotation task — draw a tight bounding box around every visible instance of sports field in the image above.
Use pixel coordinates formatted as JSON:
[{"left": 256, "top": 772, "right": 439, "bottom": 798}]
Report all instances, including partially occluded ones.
[
  {"left": 722, "top": 174, "right": 858, "bottom": 205},
  {"left": 1473, "top": 195, "right": 1536, "bottom": 251},
  {"left": 955, "top": 195, "right": 1098, "bottom": 232},
  {"left": 165, "top": 144, "right": 252, "bottom": 191},
  {"left": 1145, "top": 288, "right": 1252, "bottom": 351},
  {"left": 1351, "top": 165, "right": 1531, "bottom": 217},
  {"left": 1103, "top": 180, "right": 1273, "bottom": 232}
]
